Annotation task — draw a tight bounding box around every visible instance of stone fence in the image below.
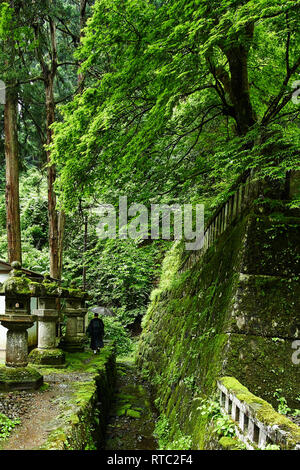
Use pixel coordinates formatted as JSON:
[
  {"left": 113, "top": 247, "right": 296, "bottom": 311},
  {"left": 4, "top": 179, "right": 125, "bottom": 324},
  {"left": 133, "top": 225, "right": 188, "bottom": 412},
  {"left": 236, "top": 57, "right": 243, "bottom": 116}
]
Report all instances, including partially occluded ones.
[
  {"left": 218, "top": 377, "right": 300, "bottom": 450},
  {"left": 182, "top": 170, "right": 300, "bottom": 271}
]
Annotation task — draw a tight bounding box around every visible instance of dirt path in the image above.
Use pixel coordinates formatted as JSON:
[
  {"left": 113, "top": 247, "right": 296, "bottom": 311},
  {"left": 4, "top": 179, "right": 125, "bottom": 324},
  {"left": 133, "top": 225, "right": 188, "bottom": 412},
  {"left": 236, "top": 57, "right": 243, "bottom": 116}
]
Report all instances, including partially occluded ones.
[
  {"left": 2, "top": 387, "right": 60, "bottom": 450},
  {"left": 1, "top": 370, "right": 91, "bottom": 450}
]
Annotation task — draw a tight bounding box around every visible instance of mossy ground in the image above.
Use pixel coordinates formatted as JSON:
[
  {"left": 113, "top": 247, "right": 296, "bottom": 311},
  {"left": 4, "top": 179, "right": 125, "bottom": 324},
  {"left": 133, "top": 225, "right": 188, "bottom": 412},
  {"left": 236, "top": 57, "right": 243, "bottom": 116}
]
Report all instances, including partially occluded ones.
[
  {"left": 28, "top": 348, "right": 65, "bottom": 366},
  {"left": 219, "top": 436, "right": 245, "bottom": 450},
  {"left": 39, "top": 344, "right": 116, "bottom": 450},
  {"left": 220, "top": 377, "right": 300, "bottom": 448}
]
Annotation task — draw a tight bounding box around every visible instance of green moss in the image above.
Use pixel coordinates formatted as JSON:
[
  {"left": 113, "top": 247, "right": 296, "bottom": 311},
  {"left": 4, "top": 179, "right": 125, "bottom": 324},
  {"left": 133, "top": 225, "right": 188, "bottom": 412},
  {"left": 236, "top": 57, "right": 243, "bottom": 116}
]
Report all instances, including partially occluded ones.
[
  {"left": 72, "top": 381, "right": 97, "bottom": 407},
  {"left": 65, "top": 287, "right": 89, "bottom": 300},
  {"left": 69, "top": 414, "right": 80, "bottom": 425},
  {"left": 220, "top": 377, "right": 300, "bottom": 448},
  {"left": 126, "top": 409, "right": 141, "bottom": 418},
  {"left": 28, "top": 348, "right": 65, "bottom": 366},
  {"left": 219, "top": 436, "right": 245, "bottom": 450},
  {"left": 4, "top": 272, "right": 32, "bottom": 296},
  {"left": 41, "top": 428, "right": 68, "bottom": 450},
  {"left": 39, "top": 382, "right": 50, "bottom": 392},
  {"left": 224, "top": 334, "right": 300, "bottom": 408}
]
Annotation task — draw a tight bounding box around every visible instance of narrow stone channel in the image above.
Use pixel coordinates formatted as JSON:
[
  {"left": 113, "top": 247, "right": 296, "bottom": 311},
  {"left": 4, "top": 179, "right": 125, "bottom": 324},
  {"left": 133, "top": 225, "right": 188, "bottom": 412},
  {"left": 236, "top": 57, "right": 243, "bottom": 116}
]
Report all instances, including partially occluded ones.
[{"left": 103, "top": 360, "right": 158, "bottom": 451}]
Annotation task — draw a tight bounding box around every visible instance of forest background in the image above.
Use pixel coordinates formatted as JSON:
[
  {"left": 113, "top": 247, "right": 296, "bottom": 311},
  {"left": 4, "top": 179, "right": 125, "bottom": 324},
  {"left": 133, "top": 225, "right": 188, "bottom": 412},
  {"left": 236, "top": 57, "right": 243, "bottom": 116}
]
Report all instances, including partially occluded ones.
[{"left": 0, "top": 0, "right": 299, "bottom": 353}]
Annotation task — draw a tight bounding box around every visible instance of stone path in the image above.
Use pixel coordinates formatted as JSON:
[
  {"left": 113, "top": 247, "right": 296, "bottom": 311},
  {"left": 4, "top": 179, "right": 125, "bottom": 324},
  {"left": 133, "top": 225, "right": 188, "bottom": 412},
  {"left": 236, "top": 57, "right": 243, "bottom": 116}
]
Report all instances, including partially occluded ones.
[
  {"left": 0, "top": 371, "right": 91, "bottom": 450},
  {"left": 1, "top": 387, "right": 59, "bottom": 450}
]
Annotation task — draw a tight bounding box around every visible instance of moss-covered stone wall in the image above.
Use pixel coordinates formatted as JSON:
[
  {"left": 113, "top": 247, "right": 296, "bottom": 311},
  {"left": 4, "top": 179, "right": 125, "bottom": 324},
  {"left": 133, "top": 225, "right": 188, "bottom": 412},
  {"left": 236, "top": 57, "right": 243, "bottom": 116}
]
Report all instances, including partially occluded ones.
[
  {"left": 137, "top": 207, "right": 300, "bottom": 449},
  {"left": 40, "top": 344, "right": 116, "bottom": 450}
]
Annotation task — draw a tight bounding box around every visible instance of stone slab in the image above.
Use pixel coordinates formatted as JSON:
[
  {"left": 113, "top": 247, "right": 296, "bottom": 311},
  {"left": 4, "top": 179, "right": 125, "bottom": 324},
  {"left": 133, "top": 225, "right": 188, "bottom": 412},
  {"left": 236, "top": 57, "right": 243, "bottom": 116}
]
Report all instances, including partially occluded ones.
[
  {"left": 0, "top": 364, "right": 43, "bottom": 391},
  {"left": 28, "top": 348, "right": 66, "bottom": 366}
]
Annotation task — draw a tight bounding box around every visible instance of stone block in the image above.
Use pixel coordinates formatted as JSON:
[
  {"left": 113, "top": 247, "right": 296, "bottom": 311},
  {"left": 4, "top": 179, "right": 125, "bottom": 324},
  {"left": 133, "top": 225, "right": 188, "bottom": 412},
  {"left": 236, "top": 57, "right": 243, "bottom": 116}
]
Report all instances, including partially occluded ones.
[
  {"left": 0, "top": 364, "right": 43, "bottom": 391},
  {"left": 28, "top": 348, "right": 65, "bottom": 366}
]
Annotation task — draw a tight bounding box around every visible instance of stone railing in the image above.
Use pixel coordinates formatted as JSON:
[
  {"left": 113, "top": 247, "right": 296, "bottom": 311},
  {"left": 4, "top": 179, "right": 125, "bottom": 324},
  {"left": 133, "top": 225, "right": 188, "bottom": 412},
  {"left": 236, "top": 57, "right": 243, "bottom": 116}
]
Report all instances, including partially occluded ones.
[
  {"left": 182, "top": 170, "right": 300, "bottom": 271},
  {"left": 218, "top": 377, "right": 300, "bottom": 450},
  {"left": 182, "top": 171, "right": 258, "bottom": 270}
]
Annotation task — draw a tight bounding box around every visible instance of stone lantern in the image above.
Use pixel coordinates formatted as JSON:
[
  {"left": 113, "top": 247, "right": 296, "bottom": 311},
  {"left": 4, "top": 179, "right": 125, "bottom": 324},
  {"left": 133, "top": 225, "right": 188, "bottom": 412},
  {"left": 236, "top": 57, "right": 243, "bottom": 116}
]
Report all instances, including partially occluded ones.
[
  {"left": 62, "top": 285, "right": 88, "bottom": 352},
  {"left": 0, "top": 262, "right": 43, "bottom": 390},
  {"left": 77, "top": 296, "right": 88, "bottom": 342},
  {"left": 28, "top": 276, "right": 65, "bottom": 366}
]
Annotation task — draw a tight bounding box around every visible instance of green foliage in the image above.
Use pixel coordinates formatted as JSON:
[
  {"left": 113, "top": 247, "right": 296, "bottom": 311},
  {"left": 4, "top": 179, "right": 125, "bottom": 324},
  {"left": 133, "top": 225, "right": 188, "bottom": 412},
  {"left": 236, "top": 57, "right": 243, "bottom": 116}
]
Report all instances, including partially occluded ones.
[
  {"left": 273, "top": 389, "right": 292, "bottom": 415},
  {"left": 83, "top": 239, "right": 163, "bottom": 315},
  {"left": 263, "top": 443, "right": 281, "bottom": 450},
  {"left": 154, "top": 415, "right": 192, "bottom": 450},
  {"left": 50, "top": 0, "right": 300, "bottom": 214},
  {"left": 63, "top": 224, "right": 165, "bottom": 328},
  {"left": 182, "top": 375, "right": 197, "bottom": 391},
  {"left": 0, "top": 167, "right": 162, "bottom": 333},
  {"left": 102, "top": 317, "right": 133, "bottom": 356},
  {"left": 197, "top": 397, "right": 236, "bottom": 438},
  {"left": 0, "top": 168, "right": 50, "bottom": 273},
  {"left": 0, "top": 413, "right": 20, "bottom": 441}
]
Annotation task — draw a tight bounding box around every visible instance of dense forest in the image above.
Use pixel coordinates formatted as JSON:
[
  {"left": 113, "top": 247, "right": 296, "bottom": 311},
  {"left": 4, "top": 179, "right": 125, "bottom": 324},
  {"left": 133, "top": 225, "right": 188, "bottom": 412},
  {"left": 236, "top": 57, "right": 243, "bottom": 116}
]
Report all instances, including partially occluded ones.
[
  {"left": 0, "top": 0, "right": 299, "bottom": 453},
  {"left": 0, "top": 0, "right": 299, "bottom": 348}
]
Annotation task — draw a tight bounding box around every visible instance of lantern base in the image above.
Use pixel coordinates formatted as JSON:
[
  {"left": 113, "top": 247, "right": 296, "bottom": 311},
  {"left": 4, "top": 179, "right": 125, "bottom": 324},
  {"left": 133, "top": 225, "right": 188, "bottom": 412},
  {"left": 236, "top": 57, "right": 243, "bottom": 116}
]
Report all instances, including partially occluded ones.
[
  {"left": 61, "top": 336, "right": 86, "bottom": 352},
  {"left": 28, "top": 348, "right": 66, "bottom": 366},
  {"left": 0, "top": 364, "right": 43, "bottom": 391}
]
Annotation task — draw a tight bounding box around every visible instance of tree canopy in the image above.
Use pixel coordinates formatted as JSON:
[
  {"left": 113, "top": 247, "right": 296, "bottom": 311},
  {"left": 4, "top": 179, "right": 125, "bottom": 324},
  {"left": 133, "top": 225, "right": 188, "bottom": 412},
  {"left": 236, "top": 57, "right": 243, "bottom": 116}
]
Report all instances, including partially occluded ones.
[
  {"left": 50, "top": 0, "right": 300, "bottom": 212},
  {"left": 0, "top": 0, "right": 299, "bottom": 344}
]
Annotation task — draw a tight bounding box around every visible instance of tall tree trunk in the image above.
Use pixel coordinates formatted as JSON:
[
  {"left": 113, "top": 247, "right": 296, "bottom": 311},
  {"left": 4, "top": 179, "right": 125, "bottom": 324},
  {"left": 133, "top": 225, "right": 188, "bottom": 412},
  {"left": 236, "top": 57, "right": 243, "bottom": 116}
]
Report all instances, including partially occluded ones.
[
  {"left": 223, "top": 24, "right": 256, "bottom": 136},
  {"left": 79, "top": 0, "right": 89, "bottom": 289},
  {"left": 226, "top": 46, "right": 256, "bottom": 135},
  {"left": 45, "top": 72, "right": 59, "bottom": 279},
  {"left": 78, "top": 0, "right": 88, "bottom": 93},
  {"left": 57, "top": 210, "right": 65, "bottom": 279},
  {"left": 82, "top": 214, "right": 88, "bottom": 290},
  {"left": 36, "top": 6, "right": 62, "bottom": 280},
  {"left": 5, "top": 81, "right": 22, "bottom": 264}
]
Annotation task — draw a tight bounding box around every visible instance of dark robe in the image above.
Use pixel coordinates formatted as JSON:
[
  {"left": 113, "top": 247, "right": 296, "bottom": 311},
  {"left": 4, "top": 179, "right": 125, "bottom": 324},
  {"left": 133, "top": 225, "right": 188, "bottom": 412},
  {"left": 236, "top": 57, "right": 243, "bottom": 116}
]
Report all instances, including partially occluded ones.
[{"left": 87, "top": 317, "right": 104, "bottom": 350}]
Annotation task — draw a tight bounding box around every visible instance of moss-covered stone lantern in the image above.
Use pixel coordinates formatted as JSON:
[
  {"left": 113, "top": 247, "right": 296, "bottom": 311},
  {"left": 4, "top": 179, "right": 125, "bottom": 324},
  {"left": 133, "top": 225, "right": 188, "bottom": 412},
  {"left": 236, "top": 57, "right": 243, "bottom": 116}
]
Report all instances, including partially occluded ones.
[
  {"left": 0, "top": 262, "right": 43, "bottom": 390},
  {"left": 28, "top": 276, "right": 65, "bottom": 366},
  {"left": 61, "top": 283, "right": 89, "bottom": 352}
]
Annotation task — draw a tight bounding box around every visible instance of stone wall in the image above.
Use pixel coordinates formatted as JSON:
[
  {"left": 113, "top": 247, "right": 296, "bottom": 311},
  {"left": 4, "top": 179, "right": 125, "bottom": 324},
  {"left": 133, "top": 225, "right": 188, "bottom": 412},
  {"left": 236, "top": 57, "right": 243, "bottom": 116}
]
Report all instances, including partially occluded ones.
[
  {"left": 137, "top": 173, "right": 300, "bottom": 449},
  {"left": 40, "top": 344, "right": 116, "bottom": 450},
  {"left": 182, "top": 170, "right": 300, "bottom": 272}
]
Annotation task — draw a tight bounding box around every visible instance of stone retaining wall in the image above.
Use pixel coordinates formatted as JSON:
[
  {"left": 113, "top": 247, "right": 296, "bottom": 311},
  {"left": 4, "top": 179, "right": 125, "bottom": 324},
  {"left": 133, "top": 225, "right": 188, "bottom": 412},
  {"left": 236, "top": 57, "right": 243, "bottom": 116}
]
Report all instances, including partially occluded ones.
[
  {"left": 40, "top": 343, "right": 116, "bottom": 450},
  {"left": 182, "top": 170, "right": 300, "bottom": 272}
]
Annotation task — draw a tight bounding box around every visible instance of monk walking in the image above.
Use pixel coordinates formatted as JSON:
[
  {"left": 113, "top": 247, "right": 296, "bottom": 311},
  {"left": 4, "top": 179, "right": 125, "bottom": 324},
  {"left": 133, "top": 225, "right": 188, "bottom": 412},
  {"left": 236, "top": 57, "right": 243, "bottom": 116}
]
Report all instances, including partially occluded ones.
[{"left": 87, "top": 313, "right": 105, "bottom": 354}]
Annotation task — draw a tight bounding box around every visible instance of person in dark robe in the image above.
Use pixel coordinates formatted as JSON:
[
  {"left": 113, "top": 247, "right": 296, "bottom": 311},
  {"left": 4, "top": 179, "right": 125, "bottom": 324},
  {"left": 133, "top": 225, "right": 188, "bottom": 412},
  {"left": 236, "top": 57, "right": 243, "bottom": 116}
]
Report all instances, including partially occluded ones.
[{"left": 87, "top": 313, "right": 104, "bottom": 354}]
